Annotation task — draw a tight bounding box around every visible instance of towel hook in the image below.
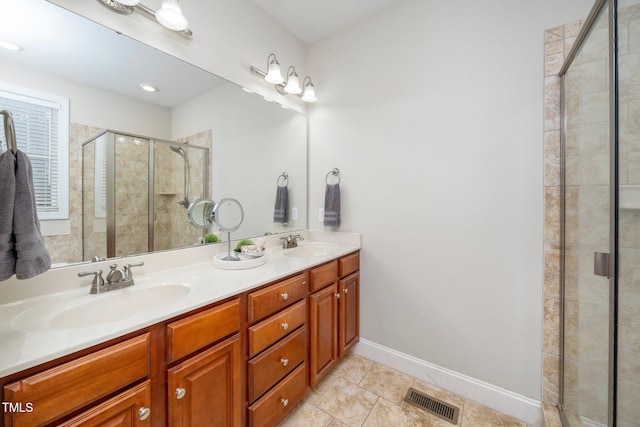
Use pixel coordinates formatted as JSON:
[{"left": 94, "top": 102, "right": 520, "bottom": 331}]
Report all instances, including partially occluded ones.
[
  {"left": 277, "top": 172, "right": 289, "bottom": 187},
  {"left": 325, "top": 168, "right": 340, "bottom": 185},
  {"left": 0, "top": 110, "right": 17, "bottom": 155}
]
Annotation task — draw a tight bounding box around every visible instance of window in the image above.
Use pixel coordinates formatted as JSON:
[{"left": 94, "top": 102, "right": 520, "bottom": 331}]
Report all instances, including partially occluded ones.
[{"left": 0, "top": 83, "right": 69, "bottom": 220}]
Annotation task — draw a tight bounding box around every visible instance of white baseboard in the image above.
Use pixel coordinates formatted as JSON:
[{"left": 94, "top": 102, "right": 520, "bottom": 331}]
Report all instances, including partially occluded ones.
[{"left": 353, "top": 339, "right": 543, "bottom": 427}]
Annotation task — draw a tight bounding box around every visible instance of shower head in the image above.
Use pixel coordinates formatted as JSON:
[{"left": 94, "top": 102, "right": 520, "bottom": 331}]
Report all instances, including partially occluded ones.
[{"left": 170, "top": 146, "right": 185, "bottom": 157}]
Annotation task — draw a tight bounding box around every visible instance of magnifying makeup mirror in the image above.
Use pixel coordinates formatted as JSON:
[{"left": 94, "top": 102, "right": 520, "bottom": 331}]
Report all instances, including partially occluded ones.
[{"left": 188, "top": 197, "right": 244, "bottom": 261}]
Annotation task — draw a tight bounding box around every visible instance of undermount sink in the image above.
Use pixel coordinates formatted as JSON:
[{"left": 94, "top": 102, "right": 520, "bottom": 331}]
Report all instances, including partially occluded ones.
[
  {"left": 283, "top": 242, "right": 339, "bottom": 258},
  {"left": 12, "top": 284, "right": 191, "bottom": 331}
]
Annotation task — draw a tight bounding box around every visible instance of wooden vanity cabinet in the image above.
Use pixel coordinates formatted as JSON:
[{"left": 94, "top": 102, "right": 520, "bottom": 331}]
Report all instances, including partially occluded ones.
[
  {"left": 309, "top": 253, "right": 360, "bottom": 386},
  {"left": 246, "top": 273, "right": 308, "bottom": 426},
  {"left": 2, "top": 334, "right": 151, "bottom": 427},
  {"left": 166, "top": 298, "right": 243, "bottom": 427}
]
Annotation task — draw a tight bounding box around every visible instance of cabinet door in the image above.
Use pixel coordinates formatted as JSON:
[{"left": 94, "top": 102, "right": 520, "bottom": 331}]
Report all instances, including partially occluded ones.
[
  {"left": 58, "top": 380, "right": 152, "bottom": 427},
  {"left": 167, "top": 334, "right": 242, "bottom": 427},
  {"left": 309, "top": 283, "right": 338, "bottom": 386},
  {"left": 339, "top": 272, "right": 359, "bottom": 356}
]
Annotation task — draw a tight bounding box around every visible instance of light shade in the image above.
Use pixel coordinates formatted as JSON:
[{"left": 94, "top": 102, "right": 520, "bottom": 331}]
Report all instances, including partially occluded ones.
[
  {"left": 265, "top": 55, "right": 284, "bottom": 84},
  {"left": 118, "top": 0, "right": 140, "bottom": 5},
  {"left": 156, "top": 0, "right": 188, "bottom": 31},
  {"left": 284, "top": 67, "right": 301, "bottom": 95},
  {"left": 301, "top": 78, "right": 317, "bottom": 102}
]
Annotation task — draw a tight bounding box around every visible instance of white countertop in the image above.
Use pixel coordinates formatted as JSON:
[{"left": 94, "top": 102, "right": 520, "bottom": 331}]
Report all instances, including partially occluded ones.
[{"left": 0, "top": 230, "right": 360, "bottom": 378}]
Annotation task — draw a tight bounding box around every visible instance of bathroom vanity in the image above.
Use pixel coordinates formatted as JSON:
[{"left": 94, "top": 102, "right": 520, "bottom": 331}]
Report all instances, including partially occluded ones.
[{"left": 0, "top": 232, "right": 360, "bottom": 427}]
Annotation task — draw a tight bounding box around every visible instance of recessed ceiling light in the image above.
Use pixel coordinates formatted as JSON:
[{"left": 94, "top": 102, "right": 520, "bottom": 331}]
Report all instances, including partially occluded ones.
[
  {"left": 0, "top": 41, "right": 23, "bottom": 51},
  {"left": 140, "top": 83, "right": 159, "bottom": 92}
]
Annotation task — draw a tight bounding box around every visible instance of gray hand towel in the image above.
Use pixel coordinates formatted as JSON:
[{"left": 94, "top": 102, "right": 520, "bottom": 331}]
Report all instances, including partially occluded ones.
[
  {"left": 0, "top": 151, "right": 16, "bottom": 281},
  {"left": 323, "top": 183, "right": 341, "bottom": 227},
  {"left": 274, "top": 185, "right": 289, "bottom": 223},
  {"left": 13, "top": 150, "right": 50, "bottom": 279}
]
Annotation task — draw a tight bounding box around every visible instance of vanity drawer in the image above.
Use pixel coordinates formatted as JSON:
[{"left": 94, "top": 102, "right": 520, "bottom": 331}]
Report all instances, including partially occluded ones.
[
  {"left": 339, "top": 251, "right": 359, "bottom": 277},
  {"left": 309, "top": 260, "right": 338, "bottom": 293},
  {"left": 248, "top": 273, "right": 307, "bottom": 323},
  {"left": 167, "top": 298, "right": 240, "bottom": 363},
  {"left": 3, "top": 334, "right": 150, "bottom": 427},
  {"left": 57, "top": 380, "right": 151, "bottom": 427},
  {"left": 248, "top": 327, "right": 306, "bottom": 402},
  {"left": 248, "top": 300, "right": 306, "bottom": 357},
  {"left": 248, "top": 362, "right": 307, "bottom": 427}
]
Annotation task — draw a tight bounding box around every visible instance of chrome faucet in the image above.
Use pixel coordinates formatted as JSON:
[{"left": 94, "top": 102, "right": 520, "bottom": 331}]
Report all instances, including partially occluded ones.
[
  {"left": 281, "top": 234, "right": 304, "bottom": 249},
  {"left": 78, "top": 261, "right": 144, "bottom": 294}
]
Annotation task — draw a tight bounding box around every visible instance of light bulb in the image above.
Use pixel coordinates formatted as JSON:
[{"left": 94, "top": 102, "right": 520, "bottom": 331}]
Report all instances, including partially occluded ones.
[
  {"left": 301, "top": 83, "right": 317, "bottom": 102},
  {"left": 284, "top": 71, "right": 301, "bottom": 95},
  {"left": 156, "top": 0, "right": 188, "bottom": 32},
  {"left": 265, "top": 58, "right": 284, "bottom": 84}
]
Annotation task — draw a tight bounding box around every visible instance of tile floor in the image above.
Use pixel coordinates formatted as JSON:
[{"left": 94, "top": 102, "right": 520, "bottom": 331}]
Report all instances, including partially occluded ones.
[{"left": 277, "top": 353, "right": 528, "bottom": 427}]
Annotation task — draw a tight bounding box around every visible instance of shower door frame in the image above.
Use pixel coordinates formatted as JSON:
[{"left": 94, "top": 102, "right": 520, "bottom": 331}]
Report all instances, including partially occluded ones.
[{"left": 558, "top": 0, "right": 619, "bottom": 425}]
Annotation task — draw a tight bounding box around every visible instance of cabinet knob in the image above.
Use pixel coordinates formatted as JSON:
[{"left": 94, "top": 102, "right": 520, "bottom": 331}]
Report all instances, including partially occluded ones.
[
  {"left": 138, "top": 407, "right": 151, "bottom": 421},
  {"left": 344, "top": 288, "right": 349, "bottom": 294},
  {"left": 280, "top": 292, "right": 289, "bottom": 301},
  {"left": 281, "top": 398, "right": 289, "bottom": 407},
  {"left": 281, "top": 322, "right": 289, "bottom": 331},
  {"left": 335, "top": 293, "right": 340, "bottom": 299},
  {"left": 302, "top": 281, "right": 307, "bottom": 285},
  {"left": 280, "top": 358, "right": 289, "bottom": 367},
  {"left": 175, "top": 387, "right": 186, "bottom": 400}
]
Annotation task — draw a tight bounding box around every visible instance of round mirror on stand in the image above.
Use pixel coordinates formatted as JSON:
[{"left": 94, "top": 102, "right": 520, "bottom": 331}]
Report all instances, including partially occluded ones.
[
  {"left": 213, "top": 198, "right": 244, "bottom": 261},
  {"left": 187, "top": 197, "right": 244, "bottom": 261},
  {"left": 187, "top": 198, "right": 216, "bottom": 229}
]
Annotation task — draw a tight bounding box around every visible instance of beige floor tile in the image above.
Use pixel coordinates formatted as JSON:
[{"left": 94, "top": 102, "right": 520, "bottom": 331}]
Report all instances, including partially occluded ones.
[
  {"left": 316, "top": 377, "right": 379, "bottom": 426},
  {"left": 362, "top": 397, "right": 430, "bottom": 427},
  {"left": 460, "top": 399, "right": 527, "bottom": 427},
  {"left": 332, "top": 353, "right": 375, "bottom": 384},
  {"left": 278, "top": 400, "right": 334, "bottom": 427},
  {"left": 359, "top": 363, "right": 415, "bottom": 404}
]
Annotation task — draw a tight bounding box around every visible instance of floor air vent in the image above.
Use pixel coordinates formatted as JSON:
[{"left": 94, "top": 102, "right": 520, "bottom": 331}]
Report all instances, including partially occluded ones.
[{"left": 404, "top": 387, "right": 460, "bottom": 425}]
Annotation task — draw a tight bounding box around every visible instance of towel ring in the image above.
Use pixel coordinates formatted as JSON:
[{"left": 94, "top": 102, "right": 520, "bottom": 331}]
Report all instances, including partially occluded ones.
[
  {"left": 325, "top": 168, "right": 340, "bottom": 185},
  {"left": 277, "top": 172, "right": 289, "bottom": 187}
]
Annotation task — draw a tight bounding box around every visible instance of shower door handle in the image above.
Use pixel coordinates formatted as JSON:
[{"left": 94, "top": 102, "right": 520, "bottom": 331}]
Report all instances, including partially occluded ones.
[{"left": 594, "top": 252, "right": 610, "bottom": 278}]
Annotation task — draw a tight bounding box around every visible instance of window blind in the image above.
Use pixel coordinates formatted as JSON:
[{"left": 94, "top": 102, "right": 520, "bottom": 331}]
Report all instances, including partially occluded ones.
[{"left": 0, "top": 86, "right": 69, "bottom": 220}]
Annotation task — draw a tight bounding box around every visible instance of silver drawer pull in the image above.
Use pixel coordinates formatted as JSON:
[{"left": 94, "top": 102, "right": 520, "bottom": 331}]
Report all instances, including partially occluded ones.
[
  {"left": 138, "top": 407, "right": 151, "bottom": 421},
  {"left": 335, "top": 293, "right": 340, "bottom": 299},
  {"left": 280, "top": 358, "right": 289, "bottom": 367},
  {"left": 281, "top": 398, "right": 289, "bottom": 407},
  {"left": 176, "top": 387, "right": 186, "bottom": 400},
  {"left": 280, "top": 292, "right": 289, "bottom": 301},
  {"left": 281, "top": 322, "right": 289, "bottom": 330},
  {"left": 344, "top": 288, "right": 349, "bottom": 294}
]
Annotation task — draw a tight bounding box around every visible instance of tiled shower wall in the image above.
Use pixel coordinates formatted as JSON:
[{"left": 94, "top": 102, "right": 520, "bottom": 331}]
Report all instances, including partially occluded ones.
[{"left": 543, "top": 19, "right": 584, "bottom": 408}]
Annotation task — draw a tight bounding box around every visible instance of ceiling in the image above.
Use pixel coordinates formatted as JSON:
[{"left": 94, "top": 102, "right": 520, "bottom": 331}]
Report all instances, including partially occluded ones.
[{"left": 250, "top": 0, "right": 409, "bottom": 44}]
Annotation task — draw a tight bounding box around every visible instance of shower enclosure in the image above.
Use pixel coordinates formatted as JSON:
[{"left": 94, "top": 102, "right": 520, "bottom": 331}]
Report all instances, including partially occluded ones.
[
  {"left": 82, "top": 131, "right": 209, "bottom": 261},
  {"left": 559, "top": 0, "right": 640, "bottom": 425}
]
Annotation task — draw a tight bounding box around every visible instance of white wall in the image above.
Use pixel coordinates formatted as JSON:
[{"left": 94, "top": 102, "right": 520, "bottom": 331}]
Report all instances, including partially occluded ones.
[{"left": 306, "top": 0, "right": 591, "bottom": 400}]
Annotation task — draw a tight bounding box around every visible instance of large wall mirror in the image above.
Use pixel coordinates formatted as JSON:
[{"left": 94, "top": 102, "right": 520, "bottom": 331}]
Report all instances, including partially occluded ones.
[{"left": 0, "top": 0, "right": 308, "bottom": 267}]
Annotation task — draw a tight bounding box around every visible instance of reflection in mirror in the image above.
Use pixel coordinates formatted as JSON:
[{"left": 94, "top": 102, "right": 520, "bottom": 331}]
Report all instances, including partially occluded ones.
[
  {"left": 0, "top": 0, "right": 307, "bottom": 267},
  {"left": 82, "top": 131, "right": 209, "bottom": 261},
  {"left": 213, "top": 198, "right": 245, "bottom": 261},
  {"left": 187, "top": 198, "right": 215, "bottom": 229}
]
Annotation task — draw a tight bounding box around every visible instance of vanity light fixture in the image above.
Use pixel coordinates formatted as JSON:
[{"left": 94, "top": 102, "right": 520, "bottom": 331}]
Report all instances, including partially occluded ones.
[
  {"left": 250, "top": 53, "right": 318, "bottom": 103},
  {"left": 96, "top": 0, "right": 192, "bottom": 37}
]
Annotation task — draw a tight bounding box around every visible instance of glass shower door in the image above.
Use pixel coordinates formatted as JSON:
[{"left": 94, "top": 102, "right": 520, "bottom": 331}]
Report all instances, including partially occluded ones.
[
  {"left": 616, "top": 0, "right": 640, "bottom": 424},
  {"left": 561, "top": 4, "right": 612, "bottom": 426}
]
